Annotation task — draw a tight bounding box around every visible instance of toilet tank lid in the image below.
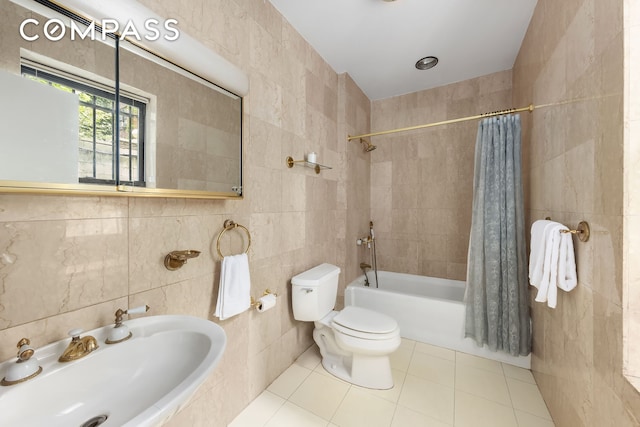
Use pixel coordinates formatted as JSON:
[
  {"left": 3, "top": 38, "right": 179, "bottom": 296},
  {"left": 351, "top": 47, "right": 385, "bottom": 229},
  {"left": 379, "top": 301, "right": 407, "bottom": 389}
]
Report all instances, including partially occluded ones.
[{"left": 291, "top": 263, "right": 340, "bottom": 286}]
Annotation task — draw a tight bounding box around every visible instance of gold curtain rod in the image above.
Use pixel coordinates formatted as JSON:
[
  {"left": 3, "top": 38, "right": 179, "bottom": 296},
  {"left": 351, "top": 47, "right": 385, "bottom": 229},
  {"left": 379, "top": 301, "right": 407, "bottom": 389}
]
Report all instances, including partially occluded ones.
[
  {"left": 346, "top": 95, "right": 608, "bottom": 141},
  {"left": 347, "top": 105, "right": 533, "bottom": 141}
]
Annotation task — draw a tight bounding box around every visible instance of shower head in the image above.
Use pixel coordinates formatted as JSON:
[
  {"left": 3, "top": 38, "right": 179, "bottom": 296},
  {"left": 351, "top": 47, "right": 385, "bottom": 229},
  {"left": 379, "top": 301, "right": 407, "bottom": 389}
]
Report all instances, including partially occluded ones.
[{"left": 358, "top": 138, "right": 377, "bottom": 152}]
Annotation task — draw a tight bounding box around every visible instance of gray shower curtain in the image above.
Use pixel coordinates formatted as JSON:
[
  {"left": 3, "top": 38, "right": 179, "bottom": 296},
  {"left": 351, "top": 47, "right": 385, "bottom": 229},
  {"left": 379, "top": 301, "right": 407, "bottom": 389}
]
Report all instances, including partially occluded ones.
[{"left": 465, "top": 114, "right": 531, "bottom": 356}]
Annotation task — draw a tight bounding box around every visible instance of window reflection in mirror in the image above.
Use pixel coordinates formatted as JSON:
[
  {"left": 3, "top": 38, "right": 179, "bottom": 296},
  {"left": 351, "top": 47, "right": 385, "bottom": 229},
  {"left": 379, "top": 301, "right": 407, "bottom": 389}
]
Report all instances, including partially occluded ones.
[
  {"left": 0, "top": 0, "right": 116, "bottom": 188},
  {"left": 21, "top": 63, "right": 147, "bottom": 186},
  {"left": 0, "top": 0, "right": 243, "bottom": 197}
]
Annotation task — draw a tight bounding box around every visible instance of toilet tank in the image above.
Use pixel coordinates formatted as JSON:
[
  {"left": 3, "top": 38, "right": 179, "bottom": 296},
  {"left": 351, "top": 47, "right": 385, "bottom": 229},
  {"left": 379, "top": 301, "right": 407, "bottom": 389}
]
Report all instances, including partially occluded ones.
[{"left": 291, "top": 263, "right": 340, "bottom": 321}]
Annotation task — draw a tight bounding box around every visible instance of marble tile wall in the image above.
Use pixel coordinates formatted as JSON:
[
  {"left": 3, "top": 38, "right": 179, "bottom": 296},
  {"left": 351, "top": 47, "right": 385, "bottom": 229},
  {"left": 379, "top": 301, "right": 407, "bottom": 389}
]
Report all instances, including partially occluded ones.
[
  {"left": 512, "top": 0, "right": 640, "bottom": 424},
  {"left": 341, "top": 73, "right": 373, "bottom": 296},
  {"left": 0, "top": 0, "right": 370, "bottom": 425},
  {"left": 369, "top": 70, "right": 512, "bottom": 281},
  {"left": 624, "top": 0, "right": 640, "bottom": 384}
]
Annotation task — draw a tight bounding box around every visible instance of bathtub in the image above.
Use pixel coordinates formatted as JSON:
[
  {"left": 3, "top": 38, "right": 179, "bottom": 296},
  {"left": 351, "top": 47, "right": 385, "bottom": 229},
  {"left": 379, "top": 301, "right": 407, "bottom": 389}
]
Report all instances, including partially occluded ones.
[{"left": 345, "top": 271, "right": 531, "bottom": 369}]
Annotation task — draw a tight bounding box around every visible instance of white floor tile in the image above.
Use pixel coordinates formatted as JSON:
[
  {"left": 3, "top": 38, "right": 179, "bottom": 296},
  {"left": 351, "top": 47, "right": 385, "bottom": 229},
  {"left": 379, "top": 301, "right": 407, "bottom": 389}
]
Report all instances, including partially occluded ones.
[
  {"left": 456, "top": 351, "right": 504, "bottom": 374},
  {"left": 399, "top": 338, "right": 417, "bottom": 351},
  {"left": 265, "top": 402, "right": 329, "bottom": 427},
  {"left": 288, "top": 371, "right": 350, "bottom": 420},
  {"left": 361, "top": 368, "right": 406, "bottom": 403},
  {"left": 501, "top": 363, "right": 536, "bottom": 384},
  {"left": 506, "top": 377, "right": 552, "bottom": 420},
  {"left": 233, "top": 341, "right": 555, "bottom": 427},
  {"left": 391, "top": 406, "right": 452, "bottom": 427},
  {"left": 398, "top": 374, "right": 455, "bottom": 425},
  {"left": 295, "top": 345, "right": 322, "bottom": 370},
  {"left": 312, "top": 362, "right": 352, "bottom": 385},
  {"left": 455, "top": 364, "right": 511, "bottom": 406},
  {"left": 454, "top": 390, "right": 518, "bottom": 427},
  {"left": 267, "top": 364, "right": 313, "bottom": 399},
  {"left": 331, "top": 387, "right": 396, "bottom": 427},
  {"left": 515, "top": 410, "right": 556, "bottom": 427},
  {"left": 408, "top": 351, "right": 455, "bottom": 387},
  {"left": 414, "top": 342, "right": 456, "bottom": 361},
  {"left": 229, "top": 391, "right": 285, "bottom": 427},
  {"left": 390, "top": 346, "right": 413, "bottom": 372}
]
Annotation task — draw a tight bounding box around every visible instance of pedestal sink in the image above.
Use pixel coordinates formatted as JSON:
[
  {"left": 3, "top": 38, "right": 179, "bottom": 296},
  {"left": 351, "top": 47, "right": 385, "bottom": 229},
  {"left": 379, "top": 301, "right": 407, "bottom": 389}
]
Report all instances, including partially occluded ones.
[{"left": 0, "top": 315, "right": 226, "bottom": 427}]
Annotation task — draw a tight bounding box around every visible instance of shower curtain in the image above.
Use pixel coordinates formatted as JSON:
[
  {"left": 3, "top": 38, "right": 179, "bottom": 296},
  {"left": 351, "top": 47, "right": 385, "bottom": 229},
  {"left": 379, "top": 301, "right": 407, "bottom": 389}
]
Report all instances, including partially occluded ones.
[{"left": 465, "top": 114, "right": 531, "bottom": 356}]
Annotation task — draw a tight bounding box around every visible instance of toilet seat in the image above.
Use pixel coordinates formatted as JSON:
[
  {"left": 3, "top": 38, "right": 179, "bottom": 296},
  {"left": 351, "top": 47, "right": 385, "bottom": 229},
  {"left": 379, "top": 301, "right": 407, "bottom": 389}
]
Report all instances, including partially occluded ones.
[{"left": 331, "top": 306, "right": 399, "bottom": 340}]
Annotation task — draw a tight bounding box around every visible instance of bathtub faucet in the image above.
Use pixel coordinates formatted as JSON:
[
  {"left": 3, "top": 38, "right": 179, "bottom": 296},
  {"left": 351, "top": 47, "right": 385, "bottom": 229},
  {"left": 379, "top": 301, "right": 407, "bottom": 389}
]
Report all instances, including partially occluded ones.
[{"left": 360, "top": 262, "right": 372, "bottom": 286}]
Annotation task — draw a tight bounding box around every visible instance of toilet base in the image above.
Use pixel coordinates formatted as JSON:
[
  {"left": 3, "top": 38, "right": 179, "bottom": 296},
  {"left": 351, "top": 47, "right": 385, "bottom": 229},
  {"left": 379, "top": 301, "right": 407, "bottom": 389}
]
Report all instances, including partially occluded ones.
[
  {"left": 313, "top": 326, "right": 396, "bottom": 390},
  {"left": 320, "top": 352, "right": 394, "bottom": 390}
]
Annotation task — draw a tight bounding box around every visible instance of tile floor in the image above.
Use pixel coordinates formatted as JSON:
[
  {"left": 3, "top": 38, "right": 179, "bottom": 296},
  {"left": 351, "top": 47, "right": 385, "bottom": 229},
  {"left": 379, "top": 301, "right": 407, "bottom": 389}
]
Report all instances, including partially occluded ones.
[{"left": 229, "top": 339, "right": 555, "bottom": 427}]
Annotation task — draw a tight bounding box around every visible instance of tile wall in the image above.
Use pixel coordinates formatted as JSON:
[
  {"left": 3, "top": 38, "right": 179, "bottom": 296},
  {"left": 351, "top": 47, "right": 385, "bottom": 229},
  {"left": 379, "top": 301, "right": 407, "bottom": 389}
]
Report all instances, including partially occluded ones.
[
  {"left": 369, "top": 70, "right": 512, "bottom": 281},
  {"left": 0, "top": 0, "right": 371, "bottom": 425},
  {"left": 624, "top": 0, "right": 640, "bottom": 386},
  {"left": 5, "top": 0, "right": 640, "bottom": 425},
  {"left": 512, "top": 0, "right": 640, "bottom": 424}
]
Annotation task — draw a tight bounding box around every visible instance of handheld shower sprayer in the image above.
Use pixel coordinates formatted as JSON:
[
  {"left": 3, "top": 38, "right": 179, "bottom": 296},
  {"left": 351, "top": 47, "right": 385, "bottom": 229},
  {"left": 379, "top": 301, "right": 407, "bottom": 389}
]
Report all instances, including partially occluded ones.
[{"left": 369, "top": 221, "right": 379, "bottom": 288}]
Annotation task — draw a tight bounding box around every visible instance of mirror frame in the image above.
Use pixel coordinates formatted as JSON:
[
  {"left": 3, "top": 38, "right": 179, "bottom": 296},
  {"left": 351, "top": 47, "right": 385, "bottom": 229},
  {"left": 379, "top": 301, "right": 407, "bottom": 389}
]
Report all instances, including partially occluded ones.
[{"left": 0, "top": 0, "right": 246, "bottom": 200}]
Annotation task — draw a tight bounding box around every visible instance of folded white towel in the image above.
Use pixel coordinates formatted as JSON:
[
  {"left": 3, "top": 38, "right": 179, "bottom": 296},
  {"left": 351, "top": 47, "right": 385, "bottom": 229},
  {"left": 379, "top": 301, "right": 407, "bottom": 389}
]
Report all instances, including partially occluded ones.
[
  {"left": 557, "top": 231, "right": 577, "bottom": 292},
  {"left": 528, "top": 220, "right": 577, "bottom": 308},
  {"left": 214, "top": 253, "right": 251, "bottom": 320},
  {"left": 528, "top": 220, "right": 553, "bottom": 286}
]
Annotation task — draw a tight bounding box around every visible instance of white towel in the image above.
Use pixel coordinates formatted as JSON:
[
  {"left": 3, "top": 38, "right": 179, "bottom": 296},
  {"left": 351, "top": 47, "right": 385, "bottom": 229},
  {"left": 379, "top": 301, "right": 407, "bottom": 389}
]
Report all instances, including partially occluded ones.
[
  {"left": 528, "top": 220, "right": 553, "bottom": 286},
  {"left": 528, "top": 220, "right": 577, "bottom": 308},
  {"left": 557, "top": 231, "right": 577, "bottom": 292},
  {"left": 214, "top": 253, "right": 251, "bottom": 320}
]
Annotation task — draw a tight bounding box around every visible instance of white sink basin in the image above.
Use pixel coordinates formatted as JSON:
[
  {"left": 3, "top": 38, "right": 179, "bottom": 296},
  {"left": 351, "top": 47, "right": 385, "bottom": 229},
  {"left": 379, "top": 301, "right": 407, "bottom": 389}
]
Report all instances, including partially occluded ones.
[{"left": 0, "top": 315, "right": 226, "bottom": 427}]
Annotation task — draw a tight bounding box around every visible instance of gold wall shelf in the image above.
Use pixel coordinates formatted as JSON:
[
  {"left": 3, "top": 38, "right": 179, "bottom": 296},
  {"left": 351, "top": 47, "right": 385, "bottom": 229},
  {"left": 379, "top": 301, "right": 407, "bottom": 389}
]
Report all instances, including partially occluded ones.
[{"left": 285, "top": 156, "right": 332, "bottom": 174}]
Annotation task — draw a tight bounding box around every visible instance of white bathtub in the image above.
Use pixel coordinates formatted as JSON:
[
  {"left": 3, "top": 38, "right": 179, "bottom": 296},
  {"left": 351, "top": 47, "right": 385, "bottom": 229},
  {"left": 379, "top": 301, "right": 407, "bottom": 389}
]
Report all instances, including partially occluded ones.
[{"left": 345, "top": 271, "right": 531, "bottom": 369}]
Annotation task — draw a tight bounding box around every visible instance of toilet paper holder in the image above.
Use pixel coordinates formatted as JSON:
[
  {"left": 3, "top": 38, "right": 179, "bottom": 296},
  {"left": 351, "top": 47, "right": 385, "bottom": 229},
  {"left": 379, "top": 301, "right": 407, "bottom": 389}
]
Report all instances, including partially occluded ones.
[{"left": 251, "top": 289, "right": 278, "bottom": 309}]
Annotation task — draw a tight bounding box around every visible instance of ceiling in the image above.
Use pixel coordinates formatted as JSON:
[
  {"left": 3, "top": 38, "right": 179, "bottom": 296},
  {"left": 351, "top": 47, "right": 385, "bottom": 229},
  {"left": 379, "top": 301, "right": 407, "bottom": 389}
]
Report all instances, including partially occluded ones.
[{"left": 268, "top": 0, "right": 538, "bottom": 100}]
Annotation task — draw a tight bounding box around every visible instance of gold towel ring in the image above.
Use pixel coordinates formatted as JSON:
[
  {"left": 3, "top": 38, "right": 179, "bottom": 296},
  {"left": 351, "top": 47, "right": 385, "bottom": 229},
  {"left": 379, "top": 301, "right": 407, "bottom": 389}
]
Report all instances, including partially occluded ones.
[{"left": 216, "top": 219, "right": 251, "bottom": 258}]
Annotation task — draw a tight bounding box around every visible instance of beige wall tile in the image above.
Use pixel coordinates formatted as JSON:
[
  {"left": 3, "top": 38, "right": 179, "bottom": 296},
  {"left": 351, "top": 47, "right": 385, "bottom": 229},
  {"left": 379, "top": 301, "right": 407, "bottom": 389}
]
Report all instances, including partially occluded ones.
[
  {"left": 0, "top": 1, "right": 370, "bottom": 426},
  {"left": 514, "top": 0, "right": 640, "bottom": 423},
  {"left": 371, "top": 70, "right": 511, "bottom": 281}
]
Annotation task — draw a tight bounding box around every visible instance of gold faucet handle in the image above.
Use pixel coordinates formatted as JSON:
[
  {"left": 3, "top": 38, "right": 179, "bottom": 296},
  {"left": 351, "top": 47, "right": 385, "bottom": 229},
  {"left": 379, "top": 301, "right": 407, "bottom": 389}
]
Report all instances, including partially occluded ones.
[
  {"left": 16, "top": 338, "right": 35, "bottom": 361},
  {"left": 113, "top": 305, "right": 150, "bottom": 327}
]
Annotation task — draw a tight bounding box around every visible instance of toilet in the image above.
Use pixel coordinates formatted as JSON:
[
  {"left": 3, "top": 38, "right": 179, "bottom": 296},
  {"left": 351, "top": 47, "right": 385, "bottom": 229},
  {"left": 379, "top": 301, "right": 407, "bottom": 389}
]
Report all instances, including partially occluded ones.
[{"left": 291, "top": 263, "right": 401, "bottom": 389}]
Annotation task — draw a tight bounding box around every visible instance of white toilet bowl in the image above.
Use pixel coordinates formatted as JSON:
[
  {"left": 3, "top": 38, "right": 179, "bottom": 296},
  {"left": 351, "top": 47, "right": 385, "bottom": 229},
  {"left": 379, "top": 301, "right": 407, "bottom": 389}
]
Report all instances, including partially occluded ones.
[
  {"left": 313, "top": 306, "right": 400, "bottom": 389},
  {"left": 291, "top": 263, "right": 401, "bottom": 389}
]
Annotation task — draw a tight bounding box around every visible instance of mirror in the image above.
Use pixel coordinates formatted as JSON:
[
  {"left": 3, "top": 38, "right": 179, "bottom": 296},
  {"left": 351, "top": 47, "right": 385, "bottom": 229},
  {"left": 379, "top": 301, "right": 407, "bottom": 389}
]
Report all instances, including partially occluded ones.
[{"left": 0, "top": 0, "right": 243, "bottom": 198}]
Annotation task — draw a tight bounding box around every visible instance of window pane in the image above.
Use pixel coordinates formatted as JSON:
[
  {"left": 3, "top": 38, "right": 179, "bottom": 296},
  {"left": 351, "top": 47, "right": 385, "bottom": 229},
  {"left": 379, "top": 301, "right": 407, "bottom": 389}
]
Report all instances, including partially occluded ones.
[
  {"left": 21, "top": 65, "right": 145, "bottom": 186},
  {"left": 78, "top": 91, "right": 92, "bottom": 103},
  {"left": 78, "top": 105, "right": 94, "bottom": 179},
  {"left": 118, "top": 101, "right": 142, "bottom": 183},
  {"left": 94, "top": 109, "right": 114, "bottom": 180},
  {"left": 95, "top": 96, "right": 113, "bottom": 109}
]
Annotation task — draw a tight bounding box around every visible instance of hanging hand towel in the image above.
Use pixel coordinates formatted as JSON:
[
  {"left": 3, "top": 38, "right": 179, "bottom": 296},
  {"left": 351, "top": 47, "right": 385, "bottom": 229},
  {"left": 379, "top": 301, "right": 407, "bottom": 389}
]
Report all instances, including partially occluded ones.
[
  {"left": 214, "top": 253, "right": 251, "bottom": 320},
  {"left": 530, "top": 221, "right": 558, "bottom": 306},
  {"left": 557, "top": 230, "right": 577, "bottom": 292},
  {"left": 528, "top": 219, "right": 554, "bottom": 286},
  {"left": 528, "top": 221, "right": 577, "bottom": 308}
]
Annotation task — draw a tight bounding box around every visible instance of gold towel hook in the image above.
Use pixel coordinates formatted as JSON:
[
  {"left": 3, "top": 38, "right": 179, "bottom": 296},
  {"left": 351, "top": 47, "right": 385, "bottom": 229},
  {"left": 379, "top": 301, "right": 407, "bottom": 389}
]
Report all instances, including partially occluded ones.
[
  {"left": 216, "top": 219, "right": 251, "bottom": 258},
  {"left": 545, "top": 218, "right": 590, "bottom": 242},
  {"left": 560, "top": 221, "right": 590, "bottom": 242}
]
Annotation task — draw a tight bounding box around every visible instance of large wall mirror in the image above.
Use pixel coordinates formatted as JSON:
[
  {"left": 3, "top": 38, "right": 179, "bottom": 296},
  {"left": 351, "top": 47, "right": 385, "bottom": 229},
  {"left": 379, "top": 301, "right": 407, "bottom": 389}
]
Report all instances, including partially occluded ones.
[{"left": 0, "top": 0, "right": 245, "bottom": 198}]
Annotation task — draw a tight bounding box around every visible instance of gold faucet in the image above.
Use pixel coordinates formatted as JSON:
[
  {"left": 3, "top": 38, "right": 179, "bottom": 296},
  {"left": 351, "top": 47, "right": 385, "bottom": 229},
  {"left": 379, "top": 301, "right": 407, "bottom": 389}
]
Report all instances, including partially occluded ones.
[{"left": 59, "top": 329, "right": 98, "bottom": 363}]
